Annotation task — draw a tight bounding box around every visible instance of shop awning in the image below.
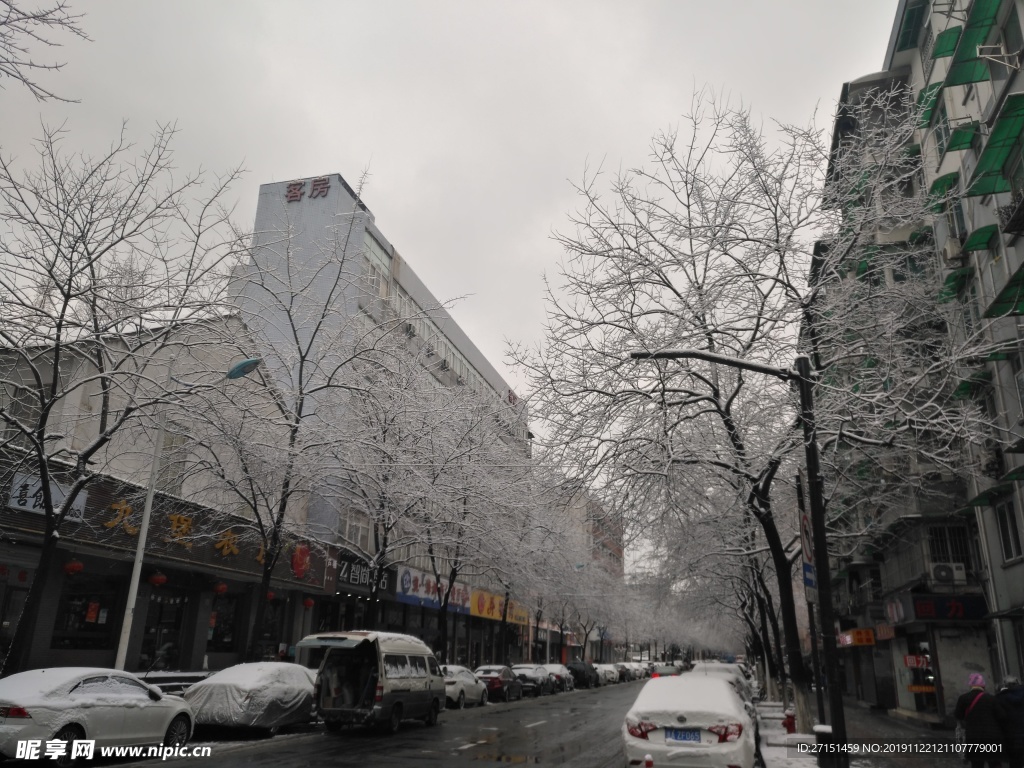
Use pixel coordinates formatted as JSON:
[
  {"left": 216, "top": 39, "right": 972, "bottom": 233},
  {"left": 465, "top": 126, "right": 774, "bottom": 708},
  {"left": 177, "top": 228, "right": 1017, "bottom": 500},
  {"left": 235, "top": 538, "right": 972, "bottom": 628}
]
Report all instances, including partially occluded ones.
[
  {"left": 967, "top": 93, "right": 1024, "bottom": 197},
  {"left": 932, "top": 26, "right": 963, "bottom": 58},
  {"left": 945, "top": 0, "right": 1003, "bottom": 87},
  {"left": 917, "top": 82, "right": 945, "bottom": 127},
  {"left": 952, "top": 368, "right": 992, "bottom": 398},
  {"left": 1000, "top": 465, "right": 1024, "bottom": 482},
  {"left": 983, "top": 259, "right": 1024, "bottom": 316},
  {"left": 963, "top": 224, "right": 999, "bottom": 251},
  {"left": 908, "top": 225, "right": 933, "bottom": 244},
  {"left": 963, "top": 483, "right": 1013, "bottom": 506},
  {"left": 938, "top": 265, "right": 974, "bottom": 302},
  {"left": 947, "top": 121, "right": 980, "bottom": 152}
]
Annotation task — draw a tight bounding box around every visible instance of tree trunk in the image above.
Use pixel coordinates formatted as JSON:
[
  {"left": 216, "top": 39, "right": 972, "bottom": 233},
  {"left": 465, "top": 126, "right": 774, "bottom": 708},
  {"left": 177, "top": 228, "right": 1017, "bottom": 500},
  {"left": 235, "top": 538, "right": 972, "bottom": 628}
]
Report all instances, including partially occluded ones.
[
  {"left": 497, "top": 590, "right": 510, "bottom": 665},
  {"left": 2, "top": 521, "right": 60, "bottom": 675}
]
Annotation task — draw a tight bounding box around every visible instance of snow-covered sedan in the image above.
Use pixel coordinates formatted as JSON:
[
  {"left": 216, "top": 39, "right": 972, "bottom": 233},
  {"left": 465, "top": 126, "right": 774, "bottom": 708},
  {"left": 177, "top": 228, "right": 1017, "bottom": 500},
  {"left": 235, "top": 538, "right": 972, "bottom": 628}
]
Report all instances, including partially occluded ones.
[
  {"left": 622, "top": 675, "right": 756, "bottom": 768},
  {"left": 0, "top": 667, "right": 193, "bottom": 766},
  {"left": 442, "top": 665, "right": 488, "bottom": 709},
  {"left": 182, "top": 662, "right": 315, "bottom": 734},
  {"left": 595, "top": 663, "right": 620, "bottom": 684},
  {"left": 511, "top": 665, "right": 554, "bottom": 697},
  {"left": 542, "top": 663, "right": 575, "bottom": 692}
]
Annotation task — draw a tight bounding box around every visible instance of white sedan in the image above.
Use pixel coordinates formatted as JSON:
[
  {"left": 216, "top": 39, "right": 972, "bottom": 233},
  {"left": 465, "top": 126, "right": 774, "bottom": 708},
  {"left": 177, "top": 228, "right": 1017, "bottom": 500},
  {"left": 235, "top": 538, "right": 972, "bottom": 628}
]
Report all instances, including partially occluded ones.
[
  {"left": 0, "top": 667, "right": 193, "bottom": 765},
  {"left": 182, "top": 662, "right": 315, "bottom": 733},
  {"left": 441, "top": 665, "right": 488, "bottom": 709},
  {"left": 595, "top": 664, "right": 620, "bottom": 684},
  {"left": 622, "top": 675, "right": 756, "bottom": 768}
]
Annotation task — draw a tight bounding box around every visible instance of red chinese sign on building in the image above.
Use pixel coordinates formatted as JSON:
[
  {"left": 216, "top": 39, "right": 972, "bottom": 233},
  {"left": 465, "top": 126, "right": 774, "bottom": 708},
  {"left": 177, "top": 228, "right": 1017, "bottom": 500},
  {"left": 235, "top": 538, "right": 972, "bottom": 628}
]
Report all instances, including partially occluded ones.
[
  {"left": 284, "top": 177, "right": 330, "bottom": 202},
  {"left": 903, "top": 654, "right": 929, "bottom": 668},
  {"left": 838, "top": 628, "right": 875, "bottom": 647}
]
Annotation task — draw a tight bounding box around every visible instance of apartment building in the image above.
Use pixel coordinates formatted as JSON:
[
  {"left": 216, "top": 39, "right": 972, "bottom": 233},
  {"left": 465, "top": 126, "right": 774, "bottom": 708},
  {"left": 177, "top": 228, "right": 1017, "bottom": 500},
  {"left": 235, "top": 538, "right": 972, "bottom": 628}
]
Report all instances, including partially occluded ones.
[
  {"left": 824, "top": 0, "right": 1024, "bottom": 724},
  {"left": 235, "top": 173, "right": 537, "bottom": 665}
]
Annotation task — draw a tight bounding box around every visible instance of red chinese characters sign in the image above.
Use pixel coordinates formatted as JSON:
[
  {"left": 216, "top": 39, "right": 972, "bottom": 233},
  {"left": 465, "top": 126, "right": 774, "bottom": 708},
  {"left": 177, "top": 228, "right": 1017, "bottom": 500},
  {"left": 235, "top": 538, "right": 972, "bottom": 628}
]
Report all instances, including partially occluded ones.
[
  {"left": 284, "top": 177, "right": 330, "bottom": 202},
  {"left": 903, "top": 654, "right": 929, "bottom": 668}
]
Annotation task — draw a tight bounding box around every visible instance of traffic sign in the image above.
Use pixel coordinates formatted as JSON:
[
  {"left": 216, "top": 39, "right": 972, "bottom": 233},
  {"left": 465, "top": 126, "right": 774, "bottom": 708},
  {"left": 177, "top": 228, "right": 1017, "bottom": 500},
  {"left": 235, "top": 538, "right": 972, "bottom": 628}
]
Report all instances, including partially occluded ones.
[
  {"left": 803, "top": 562, "right": 818, "bottom": 604},
  {"left": 800, "top": 514, "right": 814, "bottom": 566}
]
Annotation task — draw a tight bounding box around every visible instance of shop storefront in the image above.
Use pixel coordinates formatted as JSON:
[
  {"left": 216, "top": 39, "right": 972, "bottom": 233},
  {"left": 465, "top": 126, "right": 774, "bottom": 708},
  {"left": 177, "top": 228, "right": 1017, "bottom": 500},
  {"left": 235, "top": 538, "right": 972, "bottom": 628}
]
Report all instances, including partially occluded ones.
[
  {"left": 884, "top": 591, "right": 992, "bottom": 722},
  {"left": 1, "top": 466, "right": 330, "bottom": 673}
]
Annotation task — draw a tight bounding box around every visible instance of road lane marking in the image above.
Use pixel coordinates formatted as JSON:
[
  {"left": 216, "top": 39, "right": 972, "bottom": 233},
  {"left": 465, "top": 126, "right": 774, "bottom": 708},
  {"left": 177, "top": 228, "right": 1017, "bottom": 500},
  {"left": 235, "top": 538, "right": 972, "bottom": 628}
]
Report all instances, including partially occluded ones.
[
  {"left": 458, "top": 744, "right": 477, "bottom": 750},
  {"left": 525, "top": 720, "right": 547, "bottom": 728}
]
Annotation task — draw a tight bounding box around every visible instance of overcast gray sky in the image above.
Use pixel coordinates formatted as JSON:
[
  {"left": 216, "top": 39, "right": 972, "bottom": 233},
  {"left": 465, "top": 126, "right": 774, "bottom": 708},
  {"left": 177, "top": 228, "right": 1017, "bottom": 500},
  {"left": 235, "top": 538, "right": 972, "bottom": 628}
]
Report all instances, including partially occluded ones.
[{"left": 4, "top": 0, "right": 898, "bottom": 389}]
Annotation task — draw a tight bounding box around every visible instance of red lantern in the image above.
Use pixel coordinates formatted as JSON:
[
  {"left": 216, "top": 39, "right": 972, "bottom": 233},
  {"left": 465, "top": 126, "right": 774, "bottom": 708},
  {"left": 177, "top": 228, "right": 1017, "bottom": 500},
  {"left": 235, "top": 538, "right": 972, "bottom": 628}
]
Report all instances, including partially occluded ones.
[
  {"left": 303, "top": 597, "right": 315, "bottom": 609},
  {"left": 63, "top": 559, "right": 84, "bottom": 576},
  {"left": 213, "top": 582, "right": 228, "bottom": 595},
  {"left": 266, "top": 590, "right": 275, "bottom": 602},
  {"left": 148, "top": 571, "right": 168, "bottom": 587}
]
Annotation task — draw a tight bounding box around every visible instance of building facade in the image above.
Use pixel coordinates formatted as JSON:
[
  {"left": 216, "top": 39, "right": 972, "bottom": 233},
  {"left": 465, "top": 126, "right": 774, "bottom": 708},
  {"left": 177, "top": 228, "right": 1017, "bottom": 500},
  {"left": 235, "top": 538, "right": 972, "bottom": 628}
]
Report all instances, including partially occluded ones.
[{"left": 824, "top": 0, "right": 1024, "bottom": 724}]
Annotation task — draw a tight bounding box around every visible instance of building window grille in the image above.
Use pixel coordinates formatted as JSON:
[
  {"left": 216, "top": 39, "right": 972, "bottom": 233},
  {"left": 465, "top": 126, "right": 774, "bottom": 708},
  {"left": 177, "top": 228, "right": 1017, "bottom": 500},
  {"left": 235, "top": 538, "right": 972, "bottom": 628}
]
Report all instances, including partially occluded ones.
[
  {"left": 995, "top": 498, "right": 1023, "bottom": 561},
  {"left": 928, "top": 525, "right": 972, "bottom": 568}
]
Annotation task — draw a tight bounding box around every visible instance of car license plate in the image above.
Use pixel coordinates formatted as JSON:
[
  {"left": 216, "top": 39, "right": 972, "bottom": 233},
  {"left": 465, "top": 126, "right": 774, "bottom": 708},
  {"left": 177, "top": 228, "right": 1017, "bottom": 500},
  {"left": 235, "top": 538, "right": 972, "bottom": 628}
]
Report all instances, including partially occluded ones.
[{"left": 664, "top": 728, "right": 701, "bottom": 743}]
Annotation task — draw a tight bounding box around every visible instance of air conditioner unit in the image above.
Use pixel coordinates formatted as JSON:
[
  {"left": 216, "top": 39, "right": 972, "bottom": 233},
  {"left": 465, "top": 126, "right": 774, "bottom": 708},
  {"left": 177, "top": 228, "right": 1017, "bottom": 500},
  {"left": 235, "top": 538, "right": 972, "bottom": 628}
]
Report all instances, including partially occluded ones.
[
  {"left": 424, "top": 344, "right": 435, "bottom": 357},
  {"left": 942, "top": 239, "right": 966, "bottom": 268},
  {"left": 930, "top": 562, "right": 967, "bottom": 585}
]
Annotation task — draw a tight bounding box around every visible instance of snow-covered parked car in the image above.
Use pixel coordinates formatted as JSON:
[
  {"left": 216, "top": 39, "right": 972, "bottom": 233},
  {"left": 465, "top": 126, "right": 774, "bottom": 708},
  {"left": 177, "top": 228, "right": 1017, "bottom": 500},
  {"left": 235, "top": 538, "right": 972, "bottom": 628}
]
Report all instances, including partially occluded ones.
[
  {"left": 689, "top": 661, "right": 754, "bottom": 702},
  {"left": 181, "top": 662, "right": 315, "bottom": 734},
  {"left": 594, "top": 663, "right": 620, "bottom": 684},
  {"left": 621, "top": 675, "right": 756, "bottom": 768},
  {"left": 542, "top": 663, "right": 575, "bottom": 692},
  {"left": 441, "top": 665, "right": 488, "bottom": 709},
  {"left": 0, "top": 667, "right": 193, "bottom": 765}
]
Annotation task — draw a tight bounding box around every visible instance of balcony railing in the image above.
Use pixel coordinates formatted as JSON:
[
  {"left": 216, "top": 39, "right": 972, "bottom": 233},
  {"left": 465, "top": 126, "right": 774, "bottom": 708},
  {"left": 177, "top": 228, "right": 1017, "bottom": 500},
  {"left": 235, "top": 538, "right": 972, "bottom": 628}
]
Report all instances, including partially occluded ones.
[{"left": 999, "top": 190, "right": 1024, "bottom": 234}]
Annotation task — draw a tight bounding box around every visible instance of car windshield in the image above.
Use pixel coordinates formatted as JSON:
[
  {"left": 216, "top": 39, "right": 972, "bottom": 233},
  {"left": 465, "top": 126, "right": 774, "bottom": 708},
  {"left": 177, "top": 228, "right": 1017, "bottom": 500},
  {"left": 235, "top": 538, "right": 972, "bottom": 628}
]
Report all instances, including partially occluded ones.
[{"left": 475, "top": 667, "right": 503, "bottom": 674}]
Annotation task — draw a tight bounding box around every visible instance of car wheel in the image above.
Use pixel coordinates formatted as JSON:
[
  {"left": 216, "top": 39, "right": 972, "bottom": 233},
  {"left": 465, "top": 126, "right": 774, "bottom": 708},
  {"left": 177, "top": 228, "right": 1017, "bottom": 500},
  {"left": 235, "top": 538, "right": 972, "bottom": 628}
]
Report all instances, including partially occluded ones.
[
  {"left": 53, "top": 725, "right": 84, "bottom": 768},
  {"left": 164, "top": 714, "right": 191, "bottom": 748},
  {"left": 479, "top": 690, "right": 488, "bottom": 706},
  {"left": 457, "top": 691, "right": 465, "bottom": 709},
  {"left": 423, "top": 699, "right": 439, "bottom": 727},
  {"left": 386, "top": 704, "right": 402, "bottom": 735}
]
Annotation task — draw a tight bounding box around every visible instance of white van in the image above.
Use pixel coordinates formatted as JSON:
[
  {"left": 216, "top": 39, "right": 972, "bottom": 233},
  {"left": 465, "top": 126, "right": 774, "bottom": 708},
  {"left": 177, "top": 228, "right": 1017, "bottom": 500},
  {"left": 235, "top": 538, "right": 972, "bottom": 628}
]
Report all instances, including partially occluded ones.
[{"left": 296, "top": 630, "right": 445, "bottom": 734}]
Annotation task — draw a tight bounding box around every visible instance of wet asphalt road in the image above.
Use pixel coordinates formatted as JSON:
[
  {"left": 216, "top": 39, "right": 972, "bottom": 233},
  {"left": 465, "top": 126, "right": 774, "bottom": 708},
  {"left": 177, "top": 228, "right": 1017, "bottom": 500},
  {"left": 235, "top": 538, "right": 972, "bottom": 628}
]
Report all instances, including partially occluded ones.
[{"left": 143, "top": 680, "right": 641, "bottom": 768}]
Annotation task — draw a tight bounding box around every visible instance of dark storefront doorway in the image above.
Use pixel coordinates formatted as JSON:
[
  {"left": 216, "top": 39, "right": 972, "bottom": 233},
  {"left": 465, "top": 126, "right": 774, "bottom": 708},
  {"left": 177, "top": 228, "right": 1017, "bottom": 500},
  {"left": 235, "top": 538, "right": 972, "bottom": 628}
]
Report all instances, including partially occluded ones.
[{"left": 137, "top": 590, "right": 187, "bottom": 671}]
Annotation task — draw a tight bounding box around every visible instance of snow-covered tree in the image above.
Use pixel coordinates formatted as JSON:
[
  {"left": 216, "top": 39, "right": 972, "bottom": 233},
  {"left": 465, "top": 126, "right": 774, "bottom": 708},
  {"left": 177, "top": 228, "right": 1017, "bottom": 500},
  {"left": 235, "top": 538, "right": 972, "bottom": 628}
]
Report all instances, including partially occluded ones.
[{"left": 0, "top": 124, "right": 242, "bottom": 674}]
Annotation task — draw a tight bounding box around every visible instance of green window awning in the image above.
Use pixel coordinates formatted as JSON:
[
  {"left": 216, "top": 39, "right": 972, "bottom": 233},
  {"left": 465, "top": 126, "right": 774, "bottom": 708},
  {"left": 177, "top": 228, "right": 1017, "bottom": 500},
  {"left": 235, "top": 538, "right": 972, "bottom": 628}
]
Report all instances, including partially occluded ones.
[
  {"left": 917, "top": 82, "right": 944, "bottom": 127},
  {"left": 904, "top": 142, "right": 922, "bottom": 158},
  {"left": 908, "top": 225, "right": 933, "bottom": 244},
  {"left": 929, "top": 171, "right": 960, "bottom": 211},
  {"left": 967, "top": 93, "right": 1024, "bottom": 197},
  {"left": 952, "top": 369, "right": 992, "bottom": 399},
  {"left": 945, "top": 0, "right": 1003, "bottom": 87},
  {"left": 932, "top": 26, "right": 963, "bottom": 58},
  {"left": 947, "top": 121, "right": 980, "bottom": 152},
  {"left": 963, "top": 224, "right": 999, "bottom": 251},
  {"left": 987, "top": 350, "right": 1012, "bottom": 361},
  {"left": 963, "top": 482, "right": 1013, "bottom": 506},
  {"left": 984, "top": 259, "right": 1024, "bottom": 316},
  {"left": 1000, "top": 466, "right": 1024, "bottom": 482},
  {"left": 939, "top": 265, "right": 974, "bottom": 302}
]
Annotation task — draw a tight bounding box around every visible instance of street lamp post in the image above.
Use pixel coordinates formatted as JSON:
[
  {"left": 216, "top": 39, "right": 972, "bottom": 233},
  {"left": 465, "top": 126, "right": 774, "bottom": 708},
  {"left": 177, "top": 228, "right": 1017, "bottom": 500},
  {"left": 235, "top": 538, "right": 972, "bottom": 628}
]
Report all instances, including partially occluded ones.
[
  {"left": 630, "top": 348, "right": 847, "bottom": 762},
  {"left": 114, "top": 356, "right": 263, "bottom": 671}
]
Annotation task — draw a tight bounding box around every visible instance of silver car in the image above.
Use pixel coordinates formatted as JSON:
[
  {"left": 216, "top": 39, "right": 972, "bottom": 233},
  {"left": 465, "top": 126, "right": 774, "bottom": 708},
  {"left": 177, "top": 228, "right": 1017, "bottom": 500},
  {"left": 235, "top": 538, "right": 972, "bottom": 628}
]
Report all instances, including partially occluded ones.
[{"left": 0, "top": 667, "right": 193, "bottom": 766}]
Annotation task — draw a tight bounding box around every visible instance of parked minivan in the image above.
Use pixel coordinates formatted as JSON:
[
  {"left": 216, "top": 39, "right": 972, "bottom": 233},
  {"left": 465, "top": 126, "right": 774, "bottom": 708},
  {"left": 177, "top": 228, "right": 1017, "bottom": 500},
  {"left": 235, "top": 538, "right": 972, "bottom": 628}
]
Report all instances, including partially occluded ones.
[{"left": 296, "top": 630, "right": 445, "bottom": 734}]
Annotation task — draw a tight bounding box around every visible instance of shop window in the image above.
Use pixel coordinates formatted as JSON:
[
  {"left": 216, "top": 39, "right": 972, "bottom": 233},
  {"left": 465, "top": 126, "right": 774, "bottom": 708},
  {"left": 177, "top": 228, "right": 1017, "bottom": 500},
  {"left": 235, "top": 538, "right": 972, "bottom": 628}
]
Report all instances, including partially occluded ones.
[
  {"left": 51, "top": 575, "right": 120, "bottom": 651},
  {"left": 207, "top": 594, "right": 239, "bottom": 653},
  {"left": 995, "top": 498, "right": 1023, "bottom": 562}
]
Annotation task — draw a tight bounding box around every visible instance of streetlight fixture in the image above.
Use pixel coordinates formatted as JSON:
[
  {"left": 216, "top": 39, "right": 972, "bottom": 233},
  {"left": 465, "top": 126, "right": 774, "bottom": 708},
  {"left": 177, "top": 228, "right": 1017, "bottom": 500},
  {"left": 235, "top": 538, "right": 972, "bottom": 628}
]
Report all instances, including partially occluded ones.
[
  {"left": 629, "top": 348, "right": 847, "bottom": 760},
  {"left": 114, "top": 356, "right": 263, "bottom": 671}
]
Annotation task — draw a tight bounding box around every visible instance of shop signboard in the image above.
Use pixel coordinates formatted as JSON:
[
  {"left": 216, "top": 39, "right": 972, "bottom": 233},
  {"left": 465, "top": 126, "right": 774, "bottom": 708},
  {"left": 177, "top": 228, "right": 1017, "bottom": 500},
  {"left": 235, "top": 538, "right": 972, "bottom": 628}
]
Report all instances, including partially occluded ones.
[
  {"left": 885, "top": 593, "right": 988, "bottom": 624},
  {"left": 471, "top": 589, "right": 505, "bottom": 621},
  {"left": 903, "top": 654, "right": 929, "bottom": 668},
  {"left": 907, "top": 684, "right": 936, "bottom": 693},
  {"left": 874, "top": 623, "right": 895, "bottom": 641},
  {"left": 333, "top": 549, "right": 396, "bottom": 597},
  {"left": 7, "top": 472, "right": 87, "bottom": 523},
  {"left": 837, "top": 628, "right": 875, "bottom": 647},
  {"left": 395, "top": 565, "right": 470, "bottom": 613}
]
